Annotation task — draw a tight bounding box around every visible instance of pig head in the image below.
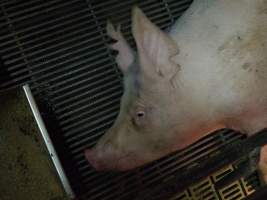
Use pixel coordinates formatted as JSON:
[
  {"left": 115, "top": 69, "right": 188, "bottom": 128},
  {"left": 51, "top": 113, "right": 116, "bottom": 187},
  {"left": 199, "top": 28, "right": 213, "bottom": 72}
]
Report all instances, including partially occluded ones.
[{"left": 85, "top": 7, "right": 224, "bottom": 171}]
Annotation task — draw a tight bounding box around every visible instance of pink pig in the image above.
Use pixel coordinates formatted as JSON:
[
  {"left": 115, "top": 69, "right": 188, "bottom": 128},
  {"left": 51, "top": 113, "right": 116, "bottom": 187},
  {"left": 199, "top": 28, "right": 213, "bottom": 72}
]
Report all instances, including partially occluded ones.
[{"left": 85, "top": 0, "right": 267, "bottom": 183}]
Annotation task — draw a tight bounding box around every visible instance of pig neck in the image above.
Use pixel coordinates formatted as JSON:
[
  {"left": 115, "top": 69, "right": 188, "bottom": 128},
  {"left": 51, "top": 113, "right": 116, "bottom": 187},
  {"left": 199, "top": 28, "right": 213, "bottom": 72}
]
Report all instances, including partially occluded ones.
[
  {"left": 167, "top": 0, "right": 266, "bottom": 146},
  {"left": 169, "top": 81, "right": 225, "bottom": 149}
]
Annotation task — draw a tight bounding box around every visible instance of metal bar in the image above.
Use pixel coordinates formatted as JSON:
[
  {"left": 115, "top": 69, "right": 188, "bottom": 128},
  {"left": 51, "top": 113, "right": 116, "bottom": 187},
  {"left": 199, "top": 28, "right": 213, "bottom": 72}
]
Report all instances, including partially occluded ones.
[
  {"left": 53, "top": 74, "right": 120, "bottom": 107},
  {"left": 5, "top": 0, "right": 72, "bottom": 18},
  {"left": 7, "top": 42, "right": 106, "bottom": 82},
  {"left": 5, "top": 0, "right": 82, "bottom": 24},
  {"left": 23, "top": 84, "right": 75, "bottom": 199},
  {"left": 4, "top": 17, "right": 94, "bottom": 64},
  {"left": 49, "top": 68, "right": 115, "bottom": 96},
  {"left": 29, "top": 52, "right": 111, "bottom": 92},
  {"left": 0, "top": 8, "right": 90, "bottom": 47},
  {"left": 53, "top": 71, "right": 119, "bottom": 109},
  {"left": 58, "top": 96, "right": 119, "bottom": 130},
  {"left": 5, "top": 29, "right": 101, "bottom": 67},
  {"left": 92, "top": 6, "right": 171, "bottom": 28},
  {"left": 64, "top": 111, "right": 119, "bottom": 140},
  {"left": 91, "top": 0, "right": 157, "bottom": 19},
  {"left": 1, "top": 43, "right": 107, "bottom": 87},
  {"left": 56, "top": 84, "right": 121, "bottom": 122},
  {"left": 65, "top": 114, "right": 117, "bottom": 144},
  {"left": 61, "top": 97, "right": 120, "bottom": 131},
  {"left": 2, "top": 0, "right": 57, "bottom": 11}
]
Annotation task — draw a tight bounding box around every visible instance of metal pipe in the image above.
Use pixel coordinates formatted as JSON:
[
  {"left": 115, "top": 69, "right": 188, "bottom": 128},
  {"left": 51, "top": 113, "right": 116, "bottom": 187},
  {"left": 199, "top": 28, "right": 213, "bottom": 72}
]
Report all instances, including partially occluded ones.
[{"left": 23, "top": 84, "right": 75, "bottom": 199}]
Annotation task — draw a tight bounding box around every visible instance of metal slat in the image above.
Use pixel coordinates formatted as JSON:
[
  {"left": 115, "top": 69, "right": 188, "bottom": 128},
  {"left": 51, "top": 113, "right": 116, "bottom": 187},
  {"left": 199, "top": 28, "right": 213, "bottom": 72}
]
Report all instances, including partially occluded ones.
[
  {"left": 57, "top": 89, "right": 121, "bottom": 130},
  {"left": 45, "top": 61, "right": 115, "bottom": 92},
  {"left": 66, "top": 107, "right": 120, "bottom": 149},
  {"left": 65, "top": 116, "right": 118, "bottom": 151},
  {"left": 6, "top": 0, "right": 72, "bottom": 19},
  {"left": 166, "top": 3, "right": 192, "bottom": 19},
  {"left": 52, "top": 69, "right": 120, "bottom": 109},
  {"left": 93, "top": 3, "right": 171, "bottom": 27},
  {"left": 3, "top": 16, "right": 94, "bottom": 64},
  {"left": 4, "top": 41, "right": 107, "bottom": 85},
  {"left": 68, "top": 122, "right": 113, "bottom": 151},
  {"left": 5, "top": 0, "right": 82, "bottom": 25},
  {"left": 63, "top": 103, "right": 119, "bottom": 134},
  {"left": 6, "top": 40, "right": 104, "bottom": 81},
  {"left": 30, "top": 52, "right": 112, "bottom": 92},
  {"left": 0, "top": 0, "right": 22, "bottom": 7},
  {"left": 63, "top": 106, "right": 119, "bottom": 139},
  {"left": 52, "top": 73, "right": 120, "bottom": 106},
  {"left": 0, "top": 8, "right": 91, "bottom": 47},
  {"left": 91, "top": 0, "right": 160, "bottom": 19},
  {"left": 61, "top": 94, "right": 120, "bottom": 131},
  {"left": 57, "top": 94, "right": 121, "bottom": 131},
  {"left": 82, "top": 174, "right": 129, "bottom": 194},
  {"left": 4, "top": 28, "right": 101, "bottom": 68},
  {"left": 1, "top": 51, "right": 109, "bottom": 90},
  {"left": 56, "top": 75, "right": 120, "bottom": 104},
  {"left": 3, "top": 0, "right": 57, "bottom": 10}
]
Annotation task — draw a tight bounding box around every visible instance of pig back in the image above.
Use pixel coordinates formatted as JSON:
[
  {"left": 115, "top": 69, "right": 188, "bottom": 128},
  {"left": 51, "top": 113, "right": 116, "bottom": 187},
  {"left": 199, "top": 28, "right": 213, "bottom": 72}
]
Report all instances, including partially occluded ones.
[{"left": 168, "top": 0, "right": 267, "bottom": 130}]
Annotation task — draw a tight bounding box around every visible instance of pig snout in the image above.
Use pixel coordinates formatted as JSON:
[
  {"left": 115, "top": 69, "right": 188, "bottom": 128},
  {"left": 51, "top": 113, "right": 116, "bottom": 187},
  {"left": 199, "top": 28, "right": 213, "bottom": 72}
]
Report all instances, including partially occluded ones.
[
  {"left": 85, "top": 149, "right": 108, "bottom": 171},
  {"left": 85, "top": 142, "right": 138, "bottom": 171},
  {"left": 84, "top": 141, "right": 120, "bottom": 171}
]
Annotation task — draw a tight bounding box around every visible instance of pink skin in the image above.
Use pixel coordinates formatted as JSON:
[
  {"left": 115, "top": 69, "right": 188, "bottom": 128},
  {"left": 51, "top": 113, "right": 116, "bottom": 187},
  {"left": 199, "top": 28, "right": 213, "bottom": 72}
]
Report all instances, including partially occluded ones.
[
  {"left": 84, "top": 149, "right": 113, "bottom": 171},
  {"left": 83, "top": 7, "right": 182, "bottom": 172},
  {"left": 85, "top": 147, "right": 140, "bottom": 171},
  {"left": 84, "top": 125, "right": 222, "bottom": 171},
  {"left": 85, "top": 149, "right": 133, "bottom": 171}
]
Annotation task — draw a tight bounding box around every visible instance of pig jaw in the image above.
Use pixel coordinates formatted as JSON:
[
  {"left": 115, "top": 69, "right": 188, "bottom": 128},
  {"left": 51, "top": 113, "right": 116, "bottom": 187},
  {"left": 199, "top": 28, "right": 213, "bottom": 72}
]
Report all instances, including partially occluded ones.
[
  {"left": 85, "top": 147, "right": 145, "bottom": 171},
  {"left": 85, "top": 149, "right": 107, "bottom": 171}
]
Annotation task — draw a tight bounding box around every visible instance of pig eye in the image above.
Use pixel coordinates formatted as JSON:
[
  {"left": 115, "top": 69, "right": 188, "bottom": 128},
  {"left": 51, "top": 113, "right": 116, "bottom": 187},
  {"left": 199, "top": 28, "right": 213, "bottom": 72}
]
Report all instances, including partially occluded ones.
[
  {"left": 132, "top": 110, "right": 146, "bottom": 128},
  {"left": 136, "top": 111, "right": 145, "bottom": 118}
]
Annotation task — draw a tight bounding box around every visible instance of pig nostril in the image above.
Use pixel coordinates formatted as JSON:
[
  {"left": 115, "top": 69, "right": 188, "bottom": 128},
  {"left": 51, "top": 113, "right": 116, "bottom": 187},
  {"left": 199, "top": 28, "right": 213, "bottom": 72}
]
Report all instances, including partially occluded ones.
[
  {"left": 85, "top": 149, "right": 106, "bottom": 171},
  {"left": 84, "top": 149, "right": 94, "bottom": 162},
  {"left": 136, "top": 111, "right": 145, "bottom": 118}
]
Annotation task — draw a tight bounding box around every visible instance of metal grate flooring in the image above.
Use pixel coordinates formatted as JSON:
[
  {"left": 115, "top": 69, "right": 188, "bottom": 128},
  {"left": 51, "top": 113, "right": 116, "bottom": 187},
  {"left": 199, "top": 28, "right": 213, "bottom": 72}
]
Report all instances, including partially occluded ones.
[{"left": 0, "top": 0, "right": 261, "bottom": 199}]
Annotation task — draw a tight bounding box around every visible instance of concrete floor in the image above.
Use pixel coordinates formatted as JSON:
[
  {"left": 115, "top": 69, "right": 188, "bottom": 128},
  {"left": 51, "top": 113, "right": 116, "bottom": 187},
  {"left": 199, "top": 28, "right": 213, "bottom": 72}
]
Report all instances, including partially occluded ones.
[{"left": 0, "top": 88, "right": 68, "bottom": 200}]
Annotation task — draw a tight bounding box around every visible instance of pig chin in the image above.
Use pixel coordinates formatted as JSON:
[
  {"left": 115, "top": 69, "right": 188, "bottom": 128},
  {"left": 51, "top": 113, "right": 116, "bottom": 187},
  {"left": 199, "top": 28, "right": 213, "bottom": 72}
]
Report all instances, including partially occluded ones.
[{"left": 85, "top": 148, "right": 142, "bottom": 171}]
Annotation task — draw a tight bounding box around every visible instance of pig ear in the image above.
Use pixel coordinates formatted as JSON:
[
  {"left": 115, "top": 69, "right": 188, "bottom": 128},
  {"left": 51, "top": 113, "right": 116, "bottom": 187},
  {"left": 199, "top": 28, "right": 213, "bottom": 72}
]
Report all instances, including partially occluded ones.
[
  {"left": 132, "top": 7, "right": 179, "bottom": 80},
  {"left": 106, "top": 21, "right": 135, "bottom": 73}
]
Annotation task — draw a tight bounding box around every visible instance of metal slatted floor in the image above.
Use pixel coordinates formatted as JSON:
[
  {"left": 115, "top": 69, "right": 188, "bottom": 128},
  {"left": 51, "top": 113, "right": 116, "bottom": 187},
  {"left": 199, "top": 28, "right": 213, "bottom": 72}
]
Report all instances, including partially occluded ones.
[{"left": 0, "top": 0, "right": 261, "bottom": 199}]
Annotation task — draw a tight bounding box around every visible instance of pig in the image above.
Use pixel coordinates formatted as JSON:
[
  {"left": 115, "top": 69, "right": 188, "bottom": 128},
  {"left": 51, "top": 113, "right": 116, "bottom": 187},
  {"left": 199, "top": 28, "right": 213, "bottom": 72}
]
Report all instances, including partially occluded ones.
[{"left": 85, "top": 0, "right": 267, "bottom": 182}]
